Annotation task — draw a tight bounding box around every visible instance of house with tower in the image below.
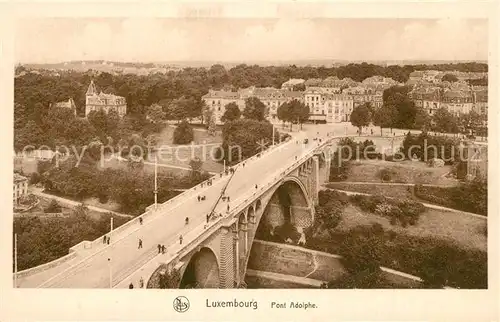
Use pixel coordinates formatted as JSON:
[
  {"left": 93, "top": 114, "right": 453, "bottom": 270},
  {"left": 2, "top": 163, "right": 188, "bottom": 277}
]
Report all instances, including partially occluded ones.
[{"left": 85, "top": 80, "right": 127, "bottom": 117}]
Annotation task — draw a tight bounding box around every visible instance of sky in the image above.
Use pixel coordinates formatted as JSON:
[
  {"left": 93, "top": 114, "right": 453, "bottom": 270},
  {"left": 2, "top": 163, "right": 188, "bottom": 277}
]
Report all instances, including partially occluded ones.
[{"left": 15, "top": 18, "right": 488, "bottom": 63}]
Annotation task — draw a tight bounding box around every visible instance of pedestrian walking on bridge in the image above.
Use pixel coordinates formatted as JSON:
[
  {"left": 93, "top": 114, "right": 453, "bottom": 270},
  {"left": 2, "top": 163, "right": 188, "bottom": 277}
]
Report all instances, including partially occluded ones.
[
  {"left": 138, "top": 239, "right": 143, "bottom": 249},
  {"left": 161, "top": 245, "right": 165, "bottom": 254},
  {"left": 139, "top": 217, "right": 143, "bottom": 225},
  {"left": 103, "top": 235, "right": 106, "bottom": 244},
  {"left": 129, "top": 282, "right": 134, "bottom": 289},
  {"left": 139, "top": 277, "right": 144, "bottom": 288},
  {"left": 107, "top": 236, "right": 110, "bottom": 244},
  {"left": 227, "top": 204, "right": 230, "bottom": 212},
  {"left": 157, "top": 244, "right": 161, "bottom": 253},
  {"left": 179, "top": 235, "right": 183, "bottom": 245}
]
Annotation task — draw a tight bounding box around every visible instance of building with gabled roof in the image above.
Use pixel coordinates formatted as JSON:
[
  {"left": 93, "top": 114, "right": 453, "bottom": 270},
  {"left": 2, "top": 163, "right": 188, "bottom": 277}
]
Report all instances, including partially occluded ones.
[
  {"left": 51, "top": 97, "right": 77, "bottom": 116},
  {"left": 85, "top": 80, "right": 127, "bottom": 117}
]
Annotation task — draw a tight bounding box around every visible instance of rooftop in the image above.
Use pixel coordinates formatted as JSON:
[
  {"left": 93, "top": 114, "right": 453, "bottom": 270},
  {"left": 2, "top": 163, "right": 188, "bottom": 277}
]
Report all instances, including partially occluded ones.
[{"left": 14, "top": 173, "right": 28, "bottom": 183}]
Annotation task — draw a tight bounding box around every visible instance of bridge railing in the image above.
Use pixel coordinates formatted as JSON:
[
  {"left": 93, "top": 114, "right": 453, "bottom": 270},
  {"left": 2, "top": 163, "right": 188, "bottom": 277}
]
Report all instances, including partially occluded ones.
[
  {"left": 167, "top": 136, "right": 334, "bottom": 265},
  {"left": 55, "top": 134, "right": 297, "bottom": 260}
]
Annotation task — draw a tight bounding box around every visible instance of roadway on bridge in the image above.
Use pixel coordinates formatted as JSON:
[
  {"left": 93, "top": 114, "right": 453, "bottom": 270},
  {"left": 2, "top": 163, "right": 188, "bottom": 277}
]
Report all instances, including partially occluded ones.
[{"left": 36, "top": 130, "right": 322, "bottom": 288}]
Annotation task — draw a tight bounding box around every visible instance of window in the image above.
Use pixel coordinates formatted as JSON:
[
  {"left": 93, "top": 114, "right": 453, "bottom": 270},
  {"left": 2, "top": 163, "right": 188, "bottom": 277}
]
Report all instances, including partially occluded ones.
[{"left": 218, "top": 107, "right": 221, "bottom": 111}]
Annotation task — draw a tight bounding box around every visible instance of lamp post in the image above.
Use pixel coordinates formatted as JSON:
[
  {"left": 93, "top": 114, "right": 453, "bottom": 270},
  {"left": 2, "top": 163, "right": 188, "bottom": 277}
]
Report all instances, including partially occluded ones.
[
  {"left": 110, "top": 217, "right": 113, "bottom": 232},
  {"left": 108, "top": 258, "right": 112, "bottom": 288},
  {"left": 272, "top": 124, "right": 275, "bottom": 146},
  {"left": 14, "top": 233, "right": 18, "bottom": 288},
  {"left": 154, "top": 154, "right": 158, "bottom": 210}
]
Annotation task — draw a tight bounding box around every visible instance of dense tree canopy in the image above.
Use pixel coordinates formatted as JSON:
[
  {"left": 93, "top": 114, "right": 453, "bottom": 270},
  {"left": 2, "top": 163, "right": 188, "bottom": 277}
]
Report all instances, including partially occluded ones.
[
  {"left": 173, "top": 120, "right": 194, "bottom": 145},
  {"left": 221, "top": 102, "right": 241, "bottom": 122},
  {"left": 217, "top": 119, "right": 278, "bottom": 164},
  {"left": 243, "top": 97, "right": 267, "bottom": 121},
  {"left": 442, "top": 74, "right": 459, "bottom": 83},
  {"left": 277, "top": 99, "right": 309, "bottom": 130},
  {"left": 350, "top": 103, "right": 372, "bottom": 134}
]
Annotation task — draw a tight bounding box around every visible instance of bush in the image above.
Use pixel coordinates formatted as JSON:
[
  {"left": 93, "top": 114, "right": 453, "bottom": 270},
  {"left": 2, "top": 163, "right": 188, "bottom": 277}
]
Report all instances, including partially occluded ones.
[
  {"left": 350, "top": 194, "right": 425, "bottom": 226},
  {"left": 339, "top": 224, "right": 384, "bottom": 274},
  {"left": 320, "top": 225, "right": 488, "bottom": 289},
  {"left": 44, "top": 199, "right": 62, "bottom": 213},
  {"left": 415, "top": 179, "right": 487, "bottom": 216},
  {"left": 158, "top": 269, "right": 181, "bottom": 289},
  {"left": 378, "top": 168, "right": 397, "bottom": 182},
  {"left": 318, "top": 189, "right": 350, "bottom": 207}
]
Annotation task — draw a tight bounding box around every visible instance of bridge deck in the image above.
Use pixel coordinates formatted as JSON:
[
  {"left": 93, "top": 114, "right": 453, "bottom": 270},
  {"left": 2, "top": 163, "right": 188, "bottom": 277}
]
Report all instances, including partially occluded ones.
[{"left": 26, "top": 130, "right": 333, "bottom": 288}]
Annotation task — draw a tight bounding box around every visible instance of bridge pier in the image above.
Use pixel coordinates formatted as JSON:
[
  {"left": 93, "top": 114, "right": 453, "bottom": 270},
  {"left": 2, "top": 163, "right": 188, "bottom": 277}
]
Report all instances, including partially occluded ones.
[
  {"left": 290, "top": 205, "right": 314, "bottom": 229},
  {"left": 219, "top": 226, "right": 235, "bottom": 288}
]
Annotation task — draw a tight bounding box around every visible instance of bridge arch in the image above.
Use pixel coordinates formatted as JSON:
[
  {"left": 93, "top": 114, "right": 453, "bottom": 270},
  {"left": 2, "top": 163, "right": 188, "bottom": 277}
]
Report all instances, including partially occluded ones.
[
  {"left": 179, "top": 246, "right": 220, "bottom": 288},
  {"left": 240, "top": 176, "right": 313, "bottom": 285},
  {"left": 254, "top": 176, "right": 312, "bottom": 244}
]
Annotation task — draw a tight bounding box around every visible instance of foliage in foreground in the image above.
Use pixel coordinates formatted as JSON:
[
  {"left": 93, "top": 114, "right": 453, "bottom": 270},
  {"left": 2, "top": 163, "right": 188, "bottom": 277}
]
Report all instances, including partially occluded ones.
[{"left": 13, "top": 207, "right": 129, "bottom": 271}]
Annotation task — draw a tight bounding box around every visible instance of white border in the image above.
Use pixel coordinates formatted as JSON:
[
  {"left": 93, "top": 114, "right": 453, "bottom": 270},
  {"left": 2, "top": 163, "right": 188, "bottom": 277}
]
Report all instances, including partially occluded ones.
[{"left": 0, "top": 1, "right": 498, "bottom": 321}]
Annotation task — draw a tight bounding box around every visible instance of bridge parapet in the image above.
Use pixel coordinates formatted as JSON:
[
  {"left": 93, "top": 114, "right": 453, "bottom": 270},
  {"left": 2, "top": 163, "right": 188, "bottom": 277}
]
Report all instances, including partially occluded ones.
[{"left": 166, "top": 136, "right": 336, "bottom": 269}]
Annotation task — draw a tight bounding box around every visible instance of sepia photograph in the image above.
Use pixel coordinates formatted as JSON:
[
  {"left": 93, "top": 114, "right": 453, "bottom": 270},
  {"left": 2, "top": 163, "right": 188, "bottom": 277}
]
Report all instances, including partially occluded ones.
[{"left": 11, "top": 15, "right": 489, "bottom": 294}]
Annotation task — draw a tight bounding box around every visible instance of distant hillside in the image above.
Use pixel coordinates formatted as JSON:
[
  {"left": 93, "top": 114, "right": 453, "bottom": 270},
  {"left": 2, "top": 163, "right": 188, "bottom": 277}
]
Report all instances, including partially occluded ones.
[{"left": 22, "top": 59, "right": 488, "bottom": 71}]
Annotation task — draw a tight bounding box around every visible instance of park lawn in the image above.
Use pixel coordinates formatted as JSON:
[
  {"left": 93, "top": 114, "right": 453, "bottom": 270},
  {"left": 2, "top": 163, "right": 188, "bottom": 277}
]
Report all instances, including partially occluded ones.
[
  {"left": 100, "top": 153, "right": 223, "bottom": 174},
  {"left": 346, "top": 159, "right": 458, "bottom": 185},
  {"left": 155, "top": 124, "right": 223, "bottom": 146},
  {"left": 325, "top": 183, "right": 414, "bottom": 199},
  {"left": 336, "top": 204, "right": 486, "bottom": 252}
]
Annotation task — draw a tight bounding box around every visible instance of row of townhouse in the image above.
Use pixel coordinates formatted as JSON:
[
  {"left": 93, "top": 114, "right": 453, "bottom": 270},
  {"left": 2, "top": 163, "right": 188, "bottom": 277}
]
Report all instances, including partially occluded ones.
[
  {"left": 304, "top": 89, "right": 354, "bottom": 123},
  {"left": 408, "top": 70, "right": 488, "bottom": 83},
  {"left": 204, "top": 86, "right": 356, "bottom": 125},
  {"left": 203, "top": 76, "right": 398, "bottom": 124},
  {"left": 409, "top": 87, "right": 488, "bottom": 117}
]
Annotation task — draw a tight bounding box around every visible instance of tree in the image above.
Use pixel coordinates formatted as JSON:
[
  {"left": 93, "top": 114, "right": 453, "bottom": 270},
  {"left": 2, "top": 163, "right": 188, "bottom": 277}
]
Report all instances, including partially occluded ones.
[
  {"left": 146, "top": 104, "right": 166, "bottom": 124},
  {"left": 243, "top": 97, "right": 267, "bottom": 121},
  {"left": 382, "top": 86, "right": 418, "bottom": 130},
  {"left": 432, "top": 107, "right": 459, "bottom": 133},
  {"left": 221, "top": 102, "right": 241, "bottom": 122},
  {"left": 276, "top": 100, "right": 309, "bottom": 130},
  {"left": 220, "top": 119, "right": 274, "bottom": 164},
  {"left": 277, "top": 102, "right": 289, "bottom": 128},
  {"left": 87, "top": 110, "right": 108, "bottom": 136},
  {"left": 459, "top": 110, "right": 482, "bottom": 135},
  {"left": 173, "top": 120, "right": 194, "bottom": 144},
  {"left": 203, "top": 106, "right": 217, "bottom": 136},
  {"left": 413, "top": 108, "right": 432, "bottom": 131},
  {"left": 292, "top": 100, "right": 310, "bottom": 130},
  {"left": 189, "top": 157, "right": 204, "bottom": 181},
  {"left": 350, "top": 103, "right": 372, "bottom": 135},
  {"left": 166, "top": 98, "right": 189, "bottom": 122},
  {"left": 442, "top": 74, "right": 459, "bottom": 83},
  {"left": 14, "top": 120, "right": 45, "bottom": 152},
  {"left": 373, "top": 106, "right": 396, "bottom": 135}
]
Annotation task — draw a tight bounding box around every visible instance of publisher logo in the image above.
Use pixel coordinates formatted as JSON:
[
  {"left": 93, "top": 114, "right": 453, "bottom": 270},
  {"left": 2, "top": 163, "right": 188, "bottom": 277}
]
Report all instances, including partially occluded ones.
[{"left": 173, "top": 296, "right": 190, "bottom": 313}]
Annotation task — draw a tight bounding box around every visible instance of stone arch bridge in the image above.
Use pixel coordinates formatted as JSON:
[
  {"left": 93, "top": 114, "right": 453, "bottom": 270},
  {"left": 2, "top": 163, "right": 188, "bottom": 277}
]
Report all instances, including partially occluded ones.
[
  {"left": 147, "top": 144, "right": 333, "bottom": 288},
  {"left": 14, "top": 132, "right": 356, "bottom": 289}
]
